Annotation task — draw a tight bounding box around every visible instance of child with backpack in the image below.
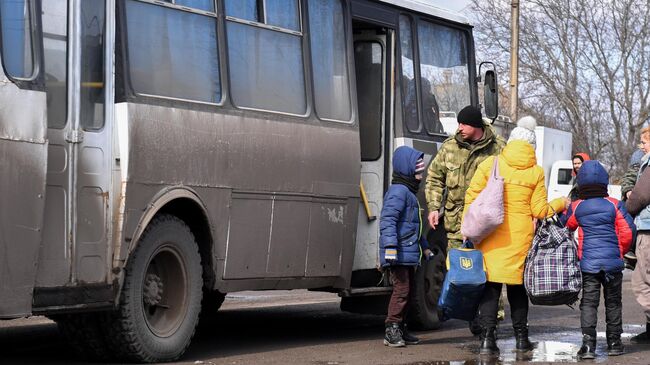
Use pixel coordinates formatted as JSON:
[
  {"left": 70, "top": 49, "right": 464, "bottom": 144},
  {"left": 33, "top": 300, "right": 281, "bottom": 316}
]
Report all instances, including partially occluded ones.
[
  {"left": 564, "top": 160, "right": 636, "bottom": 359},
  {"left": 379, "top": 146, "right": 432, "bottom": 347}
]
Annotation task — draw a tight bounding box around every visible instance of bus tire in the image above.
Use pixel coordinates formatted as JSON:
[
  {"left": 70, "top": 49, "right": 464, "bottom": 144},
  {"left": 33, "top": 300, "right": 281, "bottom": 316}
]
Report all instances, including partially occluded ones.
[
  {"left": 53, "top": 313, "right": 112, "bottom": 361},
  {"left": 103, "top": 214, "right": 203, "bottom": 363},
  {"left": 408, "top": 248, "right": 445, "bottom": 330}
]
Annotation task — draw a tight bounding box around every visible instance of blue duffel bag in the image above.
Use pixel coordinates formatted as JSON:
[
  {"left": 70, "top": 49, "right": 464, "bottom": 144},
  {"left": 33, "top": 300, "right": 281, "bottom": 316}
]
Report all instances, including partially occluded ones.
[{"left": 438, "top": 241, "right": 486, "bottom": 321}]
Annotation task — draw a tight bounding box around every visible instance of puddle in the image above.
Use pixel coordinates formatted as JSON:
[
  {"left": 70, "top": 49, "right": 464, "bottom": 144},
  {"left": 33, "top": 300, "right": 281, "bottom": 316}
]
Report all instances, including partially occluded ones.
[{"left": 407, "top": 327, "right": 641, "bottom": 365}]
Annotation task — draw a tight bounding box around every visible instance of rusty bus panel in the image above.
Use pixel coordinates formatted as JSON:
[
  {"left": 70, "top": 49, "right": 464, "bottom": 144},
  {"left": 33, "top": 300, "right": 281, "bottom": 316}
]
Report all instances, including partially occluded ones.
[
  {"left": 115, "top": 103, "right": 360, "bottom": 292},
  {"left": 0, "top": 80, "right": 48, "bottom": 318}
]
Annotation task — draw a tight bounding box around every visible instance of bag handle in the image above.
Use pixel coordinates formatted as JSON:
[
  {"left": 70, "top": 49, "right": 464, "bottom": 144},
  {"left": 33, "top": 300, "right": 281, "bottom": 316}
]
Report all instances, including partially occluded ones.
[
  {"left": 462, "top": 239, "right": 475, "bottom": 249},
  {"left": 490, "top": 157, "right": 500, "bottom": 179}
]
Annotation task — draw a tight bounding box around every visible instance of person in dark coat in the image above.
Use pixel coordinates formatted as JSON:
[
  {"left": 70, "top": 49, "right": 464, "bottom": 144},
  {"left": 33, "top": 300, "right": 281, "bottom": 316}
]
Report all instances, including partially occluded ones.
[
  {"left": 565, "top": 161, "right": 635, "bottom": 358},
  {"left": 380, "top": 146, "right": 432, "bottom": 347},
  {"left": 621, "top": 127, "right": 650, "bottom": 268},
  {"left": 626, "top": 139, "right": 650, "bottom": 344}
]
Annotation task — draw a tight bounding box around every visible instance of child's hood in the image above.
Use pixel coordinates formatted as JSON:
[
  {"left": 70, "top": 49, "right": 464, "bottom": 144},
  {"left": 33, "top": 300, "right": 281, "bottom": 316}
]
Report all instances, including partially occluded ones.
[
  {"left": 577, "top": 160, "right": 609, "bottom": 186},
  {"left": 392, "top": 146, "right": 424, "bottom": 177}
]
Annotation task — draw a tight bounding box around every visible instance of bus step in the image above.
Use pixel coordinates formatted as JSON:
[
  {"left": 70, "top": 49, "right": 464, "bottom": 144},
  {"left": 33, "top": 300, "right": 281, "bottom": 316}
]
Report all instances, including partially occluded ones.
[{"left": 339, "top": 286, "right": 392, "bottom": 297}]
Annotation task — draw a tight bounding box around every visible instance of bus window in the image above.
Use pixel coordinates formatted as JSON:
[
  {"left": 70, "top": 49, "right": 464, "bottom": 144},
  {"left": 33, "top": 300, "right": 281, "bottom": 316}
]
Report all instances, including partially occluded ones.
[
  {"left": 225, "top": 1, "right": 305, "bottom": 114},
  {"left": 355, "top": 41, "right": 382, "bottom": 160},
  {"left": 417, "top": 20, "right": 470, "bottom": 134},
  {"left": 224, "top": 0, "right": 300, "bottom": 31},
  {"left": 175, "top": 0, "right": 214, "bottom": 12},
  {"left": 125, "top": 0, "right": 221, "bottom": 104},
  {"left": 399, "top": 15, "right": 419, "bottom": 133},
  {"left": 42, "top": 0, "right": 67, "bottom": 128},
  {"left": 80, "top": 0, "right": 105, "bottom": 130},
  {"left": 0, "top": 0, "right": 33, "bottom": 79},
  {"left": 308, "top": 0, "right": 351, "bottom": 122},
  {"left": 266, "top": 0, "right": 300, "bottom": 31},
  {"left": 224, "top": 0, "right": 259, "bottom": 22}
]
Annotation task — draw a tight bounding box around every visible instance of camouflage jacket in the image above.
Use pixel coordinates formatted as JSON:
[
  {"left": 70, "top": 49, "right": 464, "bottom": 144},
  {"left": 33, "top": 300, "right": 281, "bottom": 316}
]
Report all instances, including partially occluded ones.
[
  {"left": 621, "top": 164, "right": 640, "bottom": 199},
  {"left": 622, "top": 150, "right": 645, "bottom": 199},
  {"left": 425, "top": 126, "right": 505, "bottom": 236}
]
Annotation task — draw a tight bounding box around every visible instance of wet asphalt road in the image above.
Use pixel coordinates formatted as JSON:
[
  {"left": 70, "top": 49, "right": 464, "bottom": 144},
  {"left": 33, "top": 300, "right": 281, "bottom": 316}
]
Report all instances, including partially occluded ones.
[{"left": 2, "top": 273, "right": 650, "bottom": 365}]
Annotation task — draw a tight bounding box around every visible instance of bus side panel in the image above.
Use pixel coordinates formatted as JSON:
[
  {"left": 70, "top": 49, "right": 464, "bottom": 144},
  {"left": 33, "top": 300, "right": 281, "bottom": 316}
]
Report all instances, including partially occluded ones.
[
  {"left": 118, "top": 103, "right": 360, "bottom": 291},
  {"left": 0, "top": 85, "right": 47, "bottom": 318}
]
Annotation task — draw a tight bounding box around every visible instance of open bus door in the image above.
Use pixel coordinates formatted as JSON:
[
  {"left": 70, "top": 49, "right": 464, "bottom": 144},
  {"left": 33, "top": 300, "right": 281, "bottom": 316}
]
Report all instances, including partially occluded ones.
[{"left": 0, "top": 0, "right": 48, "bottom": 317}]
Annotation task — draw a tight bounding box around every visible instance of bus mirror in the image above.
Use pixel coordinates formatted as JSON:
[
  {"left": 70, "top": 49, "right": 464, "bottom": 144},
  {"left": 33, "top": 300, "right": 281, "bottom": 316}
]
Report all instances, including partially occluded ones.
[{"left": 483, "top": 70, "right": 498, "bottom": 120}]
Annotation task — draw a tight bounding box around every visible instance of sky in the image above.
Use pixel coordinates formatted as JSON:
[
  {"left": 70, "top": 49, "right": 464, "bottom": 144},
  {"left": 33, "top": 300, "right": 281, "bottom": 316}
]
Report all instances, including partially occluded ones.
[{"left": 427, "top": 0, "right": 472, "bottom": 13}]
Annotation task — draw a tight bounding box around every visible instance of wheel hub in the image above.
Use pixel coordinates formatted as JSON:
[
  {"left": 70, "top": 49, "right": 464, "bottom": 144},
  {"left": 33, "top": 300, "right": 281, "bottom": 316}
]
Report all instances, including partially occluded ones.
[{"left": 143, "top": 273, "right": 163, "bottom": 307}]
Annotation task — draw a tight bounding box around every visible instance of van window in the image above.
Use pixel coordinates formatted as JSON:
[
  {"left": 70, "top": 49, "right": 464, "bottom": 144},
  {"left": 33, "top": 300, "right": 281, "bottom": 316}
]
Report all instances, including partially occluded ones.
[{"left": 558, "top": 168, "right": 573, "bottom": 185}]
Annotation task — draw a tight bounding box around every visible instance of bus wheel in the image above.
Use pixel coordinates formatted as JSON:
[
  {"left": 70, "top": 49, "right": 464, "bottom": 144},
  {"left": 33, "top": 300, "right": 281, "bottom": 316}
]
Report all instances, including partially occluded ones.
[
  {"left": 103, "top": 214, "right": 203, "bottom": 363},
  {"left": 408, "top": 247, "right": 445, "bottom": 330}
]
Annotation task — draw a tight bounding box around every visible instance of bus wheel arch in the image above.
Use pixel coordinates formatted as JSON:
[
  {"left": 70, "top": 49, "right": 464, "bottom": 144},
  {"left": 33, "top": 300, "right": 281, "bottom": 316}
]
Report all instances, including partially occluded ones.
[{"left": 124, "top": 188, "right": 216, "bottom": 293}]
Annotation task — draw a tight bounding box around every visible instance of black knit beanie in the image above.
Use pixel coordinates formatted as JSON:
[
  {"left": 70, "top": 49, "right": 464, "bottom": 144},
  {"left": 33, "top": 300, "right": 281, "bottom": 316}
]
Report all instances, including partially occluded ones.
[{"left": 457, "top": 105, "right": 484, "bottom": 129}]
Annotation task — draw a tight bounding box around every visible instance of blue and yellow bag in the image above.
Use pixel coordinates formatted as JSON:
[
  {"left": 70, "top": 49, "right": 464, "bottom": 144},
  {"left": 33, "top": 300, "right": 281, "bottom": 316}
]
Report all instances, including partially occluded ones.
[{"left": 438, "top": 241, "right": 486, "bottom": 321}]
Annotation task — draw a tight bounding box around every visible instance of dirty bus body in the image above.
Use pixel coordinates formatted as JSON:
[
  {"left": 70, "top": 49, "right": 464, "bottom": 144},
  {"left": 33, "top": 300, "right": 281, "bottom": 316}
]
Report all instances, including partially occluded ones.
[{"left": 0, "top": 0, "right": 497, "bottom": 362}]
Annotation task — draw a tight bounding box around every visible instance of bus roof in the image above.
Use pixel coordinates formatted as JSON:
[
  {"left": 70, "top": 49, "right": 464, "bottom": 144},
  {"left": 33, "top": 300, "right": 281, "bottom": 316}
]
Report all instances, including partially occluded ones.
[{"left": 377, "top": 0, "right": 471, "bottom": 25}]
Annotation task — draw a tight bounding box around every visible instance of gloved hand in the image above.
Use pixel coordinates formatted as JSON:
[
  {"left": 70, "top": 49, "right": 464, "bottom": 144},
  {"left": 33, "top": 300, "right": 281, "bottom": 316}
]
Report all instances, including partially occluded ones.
[
  {"left": 385, "top": 247, "right": 397, "bottom": 263},
  {"left": 424, "top": 248, "right": 434, "bottom": 261},
  {"left": 624, "top": 251, "right": 637, "bottom": 270}
]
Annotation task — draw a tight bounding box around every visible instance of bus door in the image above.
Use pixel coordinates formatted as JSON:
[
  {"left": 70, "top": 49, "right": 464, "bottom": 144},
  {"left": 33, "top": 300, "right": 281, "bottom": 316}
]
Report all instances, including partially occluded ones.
[
  {"left": 0, "top": 0, "right": 48, "bottom": 317},
  {"left": 35, "top": 0, "right": 111, "bottom": 295},
  {"left": 351, "top": 11, "right": 395, "bottom": 271}
]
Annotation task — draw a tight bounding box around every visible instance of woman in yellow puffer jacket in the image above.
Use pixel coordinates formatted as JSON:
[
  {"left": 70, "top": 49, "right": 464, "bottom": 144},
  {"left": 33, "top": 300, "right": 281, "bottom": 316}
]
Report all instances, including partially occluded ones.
[{"left": 463, "top": 116, "right": 567, "bottom": 356}]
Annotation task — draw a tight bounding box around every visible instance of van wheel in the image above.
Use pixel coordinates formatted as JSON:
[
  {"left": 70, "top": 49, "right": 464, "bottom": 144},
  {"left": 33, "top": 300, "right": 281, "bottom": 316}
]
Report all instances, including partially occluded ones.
[
  {"left": 408, "top": 248, "right": 445, "bottom": 330},
  {"left": 103, "top": 215, "right": 203, "bottom": 363}
]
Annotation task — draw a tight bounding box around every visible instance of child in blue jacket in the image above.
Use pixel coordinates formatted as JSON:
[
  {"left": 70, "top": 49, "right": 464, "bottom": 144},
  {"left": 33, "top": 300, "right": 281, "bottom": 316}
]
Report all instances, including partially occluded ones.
[
  {"left": 380, "top": 146, "right": 432, "bottom": 347},
  {"left": 564, "top": 160, "right": 635, "bottom": 359}
]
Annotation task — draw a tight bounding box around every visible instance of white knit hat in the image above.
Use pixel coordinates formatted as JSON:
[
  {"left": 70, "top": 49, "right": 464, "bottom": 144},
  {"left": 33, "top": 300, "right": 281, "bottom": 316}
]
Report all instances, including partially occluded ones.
[{"left": 508, "top": 116, "right": 537, "bottom": 148}]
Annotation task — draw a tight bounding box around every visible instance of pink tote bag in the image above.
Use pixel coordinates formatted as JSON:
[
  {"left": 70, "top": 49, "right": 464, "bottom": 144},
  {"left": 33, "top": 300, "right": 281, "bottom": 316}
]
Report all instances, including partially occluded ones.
[{"left": 461, "top": 157, "right": 504, "bottom": 243}]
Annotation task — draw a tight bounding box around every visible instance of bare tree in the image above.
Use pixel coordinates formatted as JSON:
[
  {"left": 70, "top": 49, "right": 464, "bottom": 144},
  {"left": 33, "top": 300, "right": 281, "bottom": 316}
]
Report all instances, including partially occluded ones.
[{"left": 471, "top": 0, "right": 650, "bottom": 178}]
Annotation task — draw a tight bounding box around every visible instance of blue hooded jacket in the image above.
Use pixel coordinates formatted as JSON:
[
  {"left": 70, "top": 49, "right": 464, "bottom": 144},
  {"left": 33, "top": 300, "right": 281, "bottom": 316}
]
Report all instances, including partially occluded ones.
[
  {"left": 565, "top": 161, "right": 636, "bottom": 273},
  {"left": 379, "top": 146, "right": 429, "bottom": 267}
]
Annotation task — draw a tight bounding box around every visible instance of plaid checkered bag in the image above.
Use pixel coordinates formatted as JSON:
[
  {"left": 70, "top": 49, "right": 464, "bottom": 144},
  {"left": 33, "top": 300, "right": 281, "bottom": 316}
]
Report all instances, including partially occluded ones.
[{"left": 524, "top": 218, "right": 581, "bottom": 306}]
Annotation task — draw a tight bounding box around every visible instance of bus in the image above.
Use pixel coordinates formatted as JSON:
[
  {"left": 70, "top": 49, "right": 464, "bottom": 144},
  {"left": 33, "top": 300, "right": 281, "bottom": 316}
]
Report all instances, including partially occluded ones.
[{"left": 0, "top": 0, "right": 498, "bottom": 362}]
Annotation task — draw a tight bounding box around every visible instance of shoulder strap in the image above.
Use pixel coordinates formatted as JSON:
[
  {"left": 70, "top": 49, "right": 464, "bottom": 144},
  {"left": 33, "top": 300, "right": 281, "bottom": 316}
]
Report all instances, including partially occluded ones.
[{"left": 491, "top": 156, "right": 500, "bottom": 179}]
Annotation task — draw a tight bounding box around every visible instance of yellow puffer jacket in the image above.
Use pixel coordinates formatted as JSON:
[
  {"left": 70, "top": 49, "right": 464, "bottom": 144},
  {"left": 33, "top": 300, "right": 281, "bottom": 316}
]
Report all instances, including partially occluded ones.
[{"left": 463, "top": 140, "right": 566, "bottom": 284}]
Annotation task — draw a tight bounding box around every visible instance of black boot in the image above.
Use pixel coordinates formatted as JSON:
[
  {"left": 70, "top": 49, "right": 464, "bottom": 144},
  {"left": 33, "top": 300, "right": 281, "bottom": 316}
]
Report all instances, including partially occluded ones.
[
  {"left": 607, "top": 334, "right": 624, "bottom": 356},
  {"left": 399, "top": 323, "right": 420, "bottom": 345},
  {"left": 479, "top": 327, "right": 499, "bottom": 356},
  {"left": 514, "top": 326, "right": 533, "bottom": 352},
  {"left": 469, "top": 317, "right": 482, "bottom": 336},
  {"left": 631, "top": 322, "right": 650, "bottom": 344},
  {"left": 577, "top": 334, "right": 596, "bottom": 360},
  {"left": 384, "top": 322, "right": 405, "bottom": 347}
]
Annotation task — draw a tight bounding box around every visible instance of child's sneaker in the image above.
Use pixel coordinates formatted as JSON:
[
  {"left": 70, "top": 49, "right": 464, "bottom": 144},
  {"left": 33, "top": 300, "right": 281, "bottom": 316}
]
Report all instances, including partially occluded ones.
[
  {"left": 624, "top": 251, "right": 637, "bottom": 270},
  {"left": 577, "top": 334, "right": 596, "bottom": 359},
  {"left": 400, "top": 323, "right": 420, "bottom": 345},
  {"left": 607, "top": 335, "right": 624, "bottom": 356},
  {"left": 384, "top": 322, "right": 405, "bottom": 347}
]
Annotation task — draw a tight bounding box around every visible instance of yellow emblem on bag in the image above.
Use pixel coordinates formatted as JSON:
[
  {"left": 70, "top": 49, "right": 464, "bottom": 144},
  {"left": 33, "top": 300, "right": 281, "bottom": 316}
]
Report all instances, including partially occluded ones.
[{"left": 460, "top": 257, "right": 473, "bottom": 270}]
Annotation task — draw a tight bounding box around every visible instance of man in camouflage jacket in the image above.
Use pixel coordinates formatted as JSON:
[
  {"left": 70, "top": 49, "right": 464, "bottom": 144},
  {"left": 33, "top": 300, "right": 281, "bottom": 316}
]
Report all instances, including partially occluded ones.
[{"left": 425, "top": 105, "right": 505, "bottom": 249}]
